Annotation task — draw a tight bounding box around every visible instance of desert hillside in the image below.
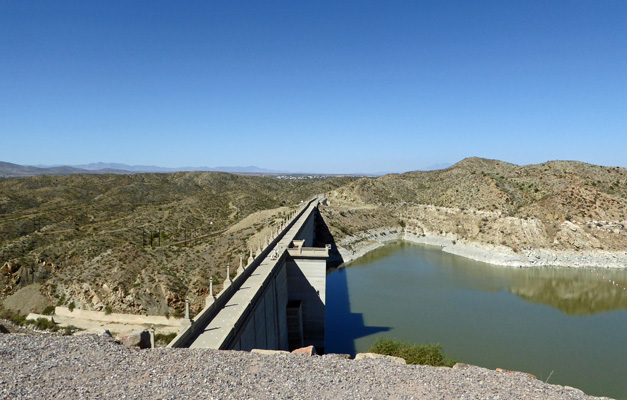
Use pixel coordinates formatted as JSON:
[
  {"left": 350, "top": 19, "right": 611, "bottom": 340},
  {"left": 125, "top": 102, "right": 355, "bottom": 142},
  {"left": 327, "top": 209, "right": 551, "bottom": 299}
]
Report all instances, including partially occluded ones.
[
  {"left": 0, "top": 172, "right": 354, "bottom": 315},
  {"left": 322, "top": 157, "right": 627, "bottom": 254}
]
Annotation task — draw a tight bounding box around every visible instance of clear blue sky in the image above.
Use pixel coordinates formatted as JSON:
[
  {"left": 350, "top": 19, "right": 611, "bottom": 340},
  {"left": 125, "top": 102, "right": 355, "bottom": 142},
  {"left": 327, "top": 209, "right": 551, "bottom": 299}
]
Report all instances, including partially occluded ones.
[{"left": 1, "top": 1, "right": 626, "bottom": 174}]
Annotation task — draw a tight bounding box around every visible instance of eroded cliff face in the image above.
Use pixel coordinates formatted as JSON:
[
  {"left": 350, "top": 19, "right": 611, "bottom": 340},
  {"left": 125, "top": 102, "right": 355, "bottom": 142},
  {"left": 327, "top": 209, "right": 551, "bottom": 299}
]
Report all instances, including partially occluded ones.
[
  {"left": 320, "top": 159, "right": 627, "bottom": 268},
  {"left": 322, "top": 203, "right": 626, "bottom": 254}
]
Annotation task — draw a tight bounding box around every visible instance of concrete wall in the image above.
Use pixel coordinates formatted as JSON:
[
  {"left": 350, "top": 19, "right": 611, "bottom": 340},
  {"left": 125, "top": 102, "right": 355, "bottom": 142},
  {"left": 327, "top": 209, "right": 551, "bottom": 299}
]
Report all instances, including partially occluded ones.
[
  {"left": 230, "top": 258, "right": 289, "bottom": 351},
  {"left": 229, "top": 254, "right": 326, "bottom": 352},
  {"left": 170, "top": 197, "right": 327, "bottom": 351},
  {"left": 285, "top": 257, "right": 326, "bottom": 352},
  {"left": 294, "top": 208, "right": 317, "bottom": 246},
  {"left": 232, "top": 204, "right": 326, "bottom": 352}
]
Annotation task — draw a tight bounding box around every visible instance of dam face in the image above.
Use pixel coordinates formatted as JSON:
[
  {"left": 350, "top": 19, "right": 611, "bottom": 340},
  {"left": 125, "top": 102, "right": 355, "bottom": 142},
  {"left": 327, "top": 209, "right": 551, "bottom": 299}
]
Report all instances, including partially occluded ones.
[{"left": 169, "top": 197, "right": 329, "bottom": 353}]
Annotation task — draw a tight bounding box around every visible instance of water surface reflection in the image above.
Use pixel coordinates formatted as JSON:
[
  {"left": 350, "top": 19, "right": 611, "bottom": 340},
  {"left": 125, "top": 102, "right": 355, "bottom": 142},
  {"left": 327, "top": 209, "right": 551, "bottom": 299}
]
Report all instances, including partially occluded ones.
[
  {"left": 326, "top": 242, "right": 627, "bottom": 399},
  {"left": 346, "top": 242, "right": 627, "bottom": 314}
]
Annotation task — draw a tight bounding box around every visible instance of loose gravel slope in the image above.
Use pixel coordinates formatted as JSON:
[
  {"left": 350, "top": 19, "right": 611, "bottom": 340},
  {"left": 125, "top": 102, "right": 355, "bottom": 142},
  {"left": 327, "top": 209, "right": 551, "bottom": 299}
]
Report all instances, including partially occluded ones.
[{"left": 0, "top": 334, "right": 611, "bottom": 400}]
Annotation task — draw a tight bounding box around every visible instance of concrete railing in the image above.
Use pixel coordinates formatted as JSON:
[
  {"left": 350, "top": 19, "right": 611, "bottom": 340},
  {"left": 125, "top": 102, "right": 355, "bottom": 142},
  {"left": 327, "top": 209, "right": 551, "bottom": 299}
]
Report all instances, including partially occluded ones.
[
  {"left": 287, "top": 247, "right": 329, "bottom": 258},
  {"left": 167, "top": 196, "right": 320, "bottom": 348}
]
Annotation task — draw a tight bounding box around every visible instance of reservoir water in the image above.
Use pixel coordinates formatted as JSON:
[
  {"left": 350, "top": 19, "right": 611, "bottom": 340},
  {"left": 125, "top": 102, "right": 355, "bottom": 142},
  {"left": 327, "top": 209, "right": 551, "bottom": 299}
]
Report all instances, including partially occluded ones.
[{"left": 325, "top": 242, "right": 627, "bottom": 399}]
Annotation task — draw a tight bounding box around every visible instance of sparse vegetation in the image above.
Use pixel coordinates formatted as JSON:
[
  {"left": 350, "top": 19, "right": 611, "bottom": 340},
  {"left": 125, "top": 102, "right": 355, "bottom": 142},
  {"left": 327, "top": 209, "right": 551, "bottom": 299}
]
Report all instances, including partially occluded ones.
[
  {"left": 31, "top": 317, "right": 59, "bottom": 332},
  {"left": 369, "top": 338, "right": 456, "bottom": 367},
  {"left": 0, "top": 303, "right": 79, "bottom": 335},
  {"left": 41, "top": 306, "right": 55, "bottom": 315},
  {"left": 172, "top": 308, "right": 183, "bottom": 318},
  {"left": 0, "top": 303, "right": 27, "bottom": 326},
  {"left": 0, "top": 172, "right": 355, "bottom": 314},
  {"left": 155, "top": 332, "right": 177, "bottom": 346},
  {"left": 321, "top": 158, "right": 627, "bottom": 259}
]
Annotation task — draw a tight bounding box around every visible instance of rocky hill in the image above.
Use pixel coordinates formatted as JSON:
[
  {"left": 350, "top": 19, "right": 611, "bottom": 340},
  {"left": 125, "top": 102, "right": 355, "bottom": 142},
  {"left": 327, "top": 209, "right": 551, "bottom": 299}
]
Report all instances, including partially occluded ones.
[
  {"left": 321, "top": 157, "right": 627, "bottom": 259},
  {"left": 0, "top": 172, "right": 355, "bottom": 315}
]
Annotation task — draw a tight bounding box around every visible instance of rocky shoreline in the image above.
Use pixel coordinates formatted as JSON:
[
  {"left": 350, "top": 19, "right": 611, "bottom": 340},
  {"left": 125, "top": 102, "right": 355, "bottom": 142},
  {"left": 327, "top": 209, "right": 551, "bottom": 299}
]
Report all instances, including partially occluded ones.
[
  {"left": 337, "top": 228, "right": 627, "bottom": 269},
  {"left": 0, "top": 333, "right": 612, "bottom": 399}
]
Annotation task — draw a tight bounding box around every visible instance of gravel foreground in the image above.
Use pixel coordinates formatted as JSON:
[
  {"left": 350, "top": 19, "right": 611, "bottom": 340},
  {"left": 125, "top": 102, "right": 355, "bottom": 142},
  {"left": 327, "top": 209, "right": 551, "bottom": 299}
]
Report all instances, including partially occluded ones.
[{"left": 0, "top": 334, "right": 612, "bottom": 400}]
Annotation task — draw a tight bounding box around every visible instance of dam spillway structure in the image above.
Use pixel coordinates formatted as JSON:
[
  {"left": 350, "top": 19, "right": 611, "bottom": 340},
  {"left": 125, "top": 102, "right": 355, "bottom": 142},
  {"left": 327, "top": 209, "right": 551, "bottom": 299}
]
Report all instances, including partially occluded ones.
[{"left": 168, "top": 196, "right": 329, "bottom": 353}]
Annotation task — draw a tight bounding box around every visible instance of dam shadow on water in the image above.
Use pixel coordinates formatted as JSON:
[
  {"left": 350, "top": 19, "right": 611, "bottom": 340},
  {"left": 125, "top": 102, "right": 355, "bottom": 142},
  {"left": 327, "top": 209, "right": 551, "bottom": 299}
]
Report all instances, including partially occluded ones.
[{"left": 325, "top": 264, "right": 391, "bottom": 355}]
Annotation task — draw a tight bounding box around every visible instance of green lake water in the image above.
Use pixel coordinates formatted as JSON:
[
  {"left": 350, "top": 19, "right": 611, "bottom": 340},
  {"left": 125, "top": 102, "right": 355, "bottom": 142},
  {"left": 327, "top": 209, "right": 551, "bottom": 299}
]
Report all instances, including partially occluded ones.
[{"left": 325, "top": 242, "right": 627, "bottom": 399}]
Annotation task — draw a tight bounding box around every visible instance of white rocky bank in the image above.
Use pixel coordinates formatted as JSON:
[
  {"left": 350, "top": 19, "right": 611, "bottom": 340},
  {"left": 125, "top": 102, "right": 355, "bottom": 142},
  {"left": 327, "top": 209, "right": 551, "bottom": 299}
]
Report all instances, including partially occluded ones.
[{"left": 338, "top": 228, "right": 627, "bottom": 269}]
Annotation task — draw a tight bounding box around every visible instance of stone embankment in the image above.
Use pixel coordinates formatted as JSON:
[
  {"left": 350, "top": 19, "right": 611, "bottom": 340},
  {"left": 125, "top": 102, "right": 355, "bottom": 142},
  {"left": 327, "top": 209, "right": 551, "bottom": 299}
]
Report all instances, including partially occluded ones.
[
  {"left": 338, "top": 228, "right": 627, "bottom": 268},
  {"left": 0, "top": 333, "right": 611, "bottom": 399}
]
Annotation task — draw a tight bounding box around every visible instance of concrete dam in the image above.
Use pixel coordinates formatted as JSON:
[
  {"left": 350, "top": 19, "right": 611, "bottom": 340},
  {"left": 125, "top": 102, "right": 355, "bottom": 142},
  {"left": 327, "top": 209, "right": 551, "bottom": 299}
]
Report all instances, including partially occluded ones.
[{"left": 168, "top": 196, "right": 330, "bottom": 353}]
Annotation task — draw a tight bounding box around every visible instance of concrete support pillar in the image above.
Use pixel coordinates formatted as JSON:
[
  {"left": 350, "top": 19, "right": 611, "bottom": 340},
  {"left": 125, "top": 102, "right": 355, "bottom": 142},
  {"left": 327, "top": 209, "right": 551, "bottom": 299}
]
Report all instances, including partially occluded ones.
[
  {"left": 256, "top": 239, "right": 262, "bottom": 257},
  {"left": 248, "top": 247, "right": 254, "bottom": 265},
  {"left": 237, "top": 255, "right": 244, "bottom": 275},
  {"left": 149, "top": 325, "right": 155, "bottom": 349},
  {"left": 224, "top": 265, "right": 232, "bottom": 289},
  {"left": 206, "top": 279, "right": 216, "bottom": 307},
  {"left": 181, "top": 298, "right": 192, "bottom": 330}
]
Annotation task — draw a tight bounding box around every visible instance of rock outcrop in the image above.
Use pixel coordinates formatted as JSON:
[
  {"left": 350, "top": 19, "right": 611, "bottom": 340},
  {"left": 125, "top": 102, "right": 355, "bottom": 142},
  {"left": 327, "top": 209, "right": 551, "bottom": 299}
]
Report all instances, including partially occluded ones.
[{"left": 115, "top": 330, "right": 151, "bottom": 349}]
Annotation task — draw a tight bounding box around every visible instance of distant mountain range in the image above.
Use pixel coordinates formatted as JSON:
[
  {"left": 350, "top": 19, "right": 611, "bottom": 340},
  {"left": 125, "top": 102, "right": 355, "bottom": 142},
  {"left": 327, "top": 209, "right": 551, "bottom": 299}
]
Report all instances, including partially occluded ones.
[
  {"left": 0, "top": 161, "right": 454, "bottom": 178},
  {"left": 66, "top": 163, "right": 283, "bottom": 174},
  {"left": 0, "top": 162, "right": 125, "bottom": 178},
  {"left": 0, "top": 161, "right": 284, "bottom": 178}
]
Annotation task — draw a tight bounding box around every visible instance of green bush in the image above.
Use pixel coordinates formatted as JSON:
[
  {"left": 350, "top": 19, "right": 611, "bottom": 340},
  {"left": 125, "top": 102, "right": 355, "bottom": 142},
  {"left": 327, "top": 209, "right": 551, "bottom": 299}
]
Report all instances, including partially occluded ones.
[
  {"left": 62, "top": 325, "right": 81, "bottom": 336},
  {"left": 29, "top": 317, "right": 59, "bottom": 332},
  {"left": 104, "top": 306, "right": 113, "bottom": 315},
  {"left": 41, "top": 306, "right": 55, "bottom": 315},
  {"left": 68, "top": 302, "right": 76, "bottom": 312},
  {"left": 1, "top": 308, "right": 66, "bottom": 334},
  {"left": 0, "top": 305, "right": 26, "bottom": 325},
  {"left": 155, "top": 332, "right": 177, "bottom": 346},
  {"left": 368, "top": 338, "right": 456, "bottom": 367}
]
